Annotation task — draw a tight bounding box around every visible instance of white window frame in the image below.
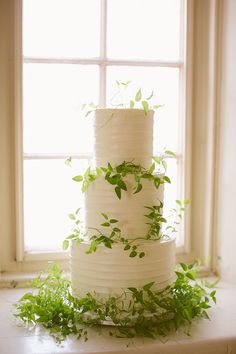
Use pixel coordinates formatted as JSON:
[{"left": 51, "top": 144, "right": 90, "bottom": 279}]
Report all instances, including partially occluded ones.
[{"left": 0, "top": 0, "right": 221, "bottom": 275}]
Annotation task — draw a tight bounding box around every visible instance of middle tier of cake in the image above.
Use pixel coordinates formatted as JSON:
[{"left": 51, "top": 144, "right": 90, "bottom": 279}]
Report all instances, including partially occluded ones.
[{"left": 84, "top": 174, "right": 164, "bottom": 239}]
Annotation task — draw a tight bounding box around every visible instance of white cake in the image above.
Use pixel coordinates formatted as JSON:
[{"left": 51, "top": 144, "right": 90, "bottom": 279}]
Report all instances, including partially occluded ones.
[{"left": 71, "top": 109, "right": 175, "bottom": 298}]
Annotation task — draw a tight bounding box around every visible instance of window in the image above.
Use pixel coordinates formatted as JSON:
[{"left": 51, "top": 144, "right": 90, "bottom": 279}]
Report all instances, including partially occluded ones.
[{"left": 18, "top": 0, "right": 188, "bottom": 262}]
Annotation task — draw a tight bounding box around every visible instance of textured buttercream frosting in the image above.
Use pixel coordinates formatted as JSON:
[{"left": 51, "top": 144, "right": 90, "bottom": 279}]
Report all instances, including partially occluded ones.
[
  {"left": 85, "top": 174, "right": 164, "bottom": 239},
  {"left": 94, "top": 109, "right": 153, "bottom": 168},
  {"left": 71, "top": 238, "right": 175, "bottom": 297}
]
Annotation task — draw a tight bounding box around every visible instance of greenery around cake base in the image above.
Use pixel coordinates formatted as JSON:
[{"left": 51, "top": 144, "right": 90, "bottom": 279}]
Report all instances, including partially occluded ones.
[{"left": 14, "top": 261, "right": 217, "bottom": 344}]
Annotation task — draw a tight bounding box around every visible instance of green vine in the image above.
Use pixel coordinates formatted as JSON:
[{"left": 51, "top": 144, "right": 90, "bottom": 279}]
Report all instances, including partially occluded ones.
[
  {"left": 14, "top": 261, "right": 217, "bottom": 343},
  {"left": 72, "top": 160, "right": 171, "bottom": 199},
  {"left": 63, "top": 211, "right": 150, "bottom": 258}
]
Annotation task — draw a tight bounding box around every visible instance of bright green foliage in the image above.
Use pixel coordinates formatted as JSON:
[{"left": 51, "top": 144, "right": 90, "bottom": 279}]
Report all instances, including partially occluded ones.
[
  {"left": 145, "top": 202, "right": 166, "bottom": 240},
  {"left": 63, "top": 211, "right": 147, "bottom": 259},
  {"left": 72, "top": 160, "right": 171, "bottom": 200},
  {"left": 14, "top": 262, "right": 217, "bottom": 343}
]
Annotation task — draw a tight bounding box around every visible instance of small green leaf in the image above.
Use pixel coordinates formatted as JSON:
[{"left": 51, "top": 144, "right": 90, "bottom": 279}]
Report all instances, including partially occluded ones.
[
  {"left": 134, "top": 183, "right": 142, "bottom": 194},
  {"left": 110, "top": 219, "right": 118, "bottom": 224},
  {"left": 180, "top": 263, "right": 188, "bottom": 271},
  {"left": 148, "top": 163, "right": 155, "bottom": 174},
  {"left": 72, "top": 175, "right": 83, "bottom": 182},
  {"left": 135, "top": 88, "right": 142, "bottom": 102},
  {"left": 165, "top": 150, "right": 177, "bottom": 157},
  {"left": 143, "top": 282, "right": 155, "bottom": 291},
  {"left": 101, "top": 222, "right": 110, "bottom": 227},
  {"left": 129, "top": 250, "right": 137, "bottom": 257},
  {"left": 62, "top": 240, "right": 69, "bottom": 250},
  {"left": 139, "top": 252, "right": 145, "bottom": 258},
  {"left": 130, "top": 100, "right": 135, "bottom": 108},
  {"left": 124, "top": 244, "right": 131, "bottom": 250},
  {"left": 117, "top": 179, "right": 127, "bottom": 191},
  {"left": 101, "top": 213, "right": 108, "bottom": 220},
  {"left": 96, "top": 167, "right": 103, "bottom": 176},
  {"left": 142, "top": 100, "right": 149, "bottom": 115},
  {"left": 82, "top": 180, "right": 89, "bottom": 192},
  {"left": 186, "top": 271, "right": 196, "bottom": 281},
  {"left": 163, "top": 176, "right": 171, "bottom": 183},
  {"left": 115, "top": 186, "right": 121, "bottom": 199},
  {"left": 68, "top": 213, "right": 76, "bottom": 220}
]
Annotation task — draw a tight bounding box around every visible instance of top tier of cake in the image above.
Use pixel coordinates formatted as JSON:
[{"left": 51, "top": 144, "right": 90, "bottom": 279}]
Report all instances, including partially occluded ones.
[{"left": 94, "top": 109, "right": 153, "bottom": 168}]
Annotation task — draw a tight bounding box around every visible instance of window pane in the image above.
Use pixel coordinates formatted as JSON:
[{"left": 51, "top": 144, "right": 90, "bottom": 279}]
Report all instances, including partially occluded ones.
[
  {"left": 23, "top": 0, "right": 100, "bottom": 58},
  {"left": 24, "top": 159, "right": 87, "bottom": 252},
  {"left": 23, "top": 64, "right": 98, "bottom": 154},
  {"left": 106, "top": 66, "right": 180, "bottom": 152},
  {"left": 107, "top": 0, "right": 181, "bottom": 60}
]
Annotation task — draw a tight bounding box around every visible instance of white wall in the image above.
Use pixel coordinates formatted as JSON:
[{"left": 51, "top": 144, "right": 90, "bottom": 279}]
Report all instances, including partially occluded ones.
[{"left": 216, "top": 0, "right": 236, "bottom": 282}]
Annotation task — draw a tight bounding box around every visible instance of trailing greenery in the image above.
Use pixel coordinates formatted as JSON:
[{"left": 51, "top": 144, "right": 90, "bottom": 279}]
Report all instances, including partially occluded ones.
[
  {"left": 83, "top": 81, "right": 163, "bottom": 116},
  {"left": 72, "top": 159, "right": 171, "bottom": 199},
  {"left": 14, "top": 261, "right": 217, "bottom": 343},
  {"left": 63, "top": 198, "right": 189, "bottom": 258},
  {"left": 63, "top": 208, "right": 163, "bottom": 258}
]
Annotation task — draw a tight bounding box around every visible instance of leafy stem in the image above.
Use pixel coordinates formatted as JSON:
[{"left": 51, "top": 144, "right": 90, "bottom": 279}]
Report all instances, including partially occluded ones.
[
  {"left": 14, "top": 261, "right": 218, "bottom": 343},
  {"left": 72, "top": 160, "right": 171, "bottom": 200}
]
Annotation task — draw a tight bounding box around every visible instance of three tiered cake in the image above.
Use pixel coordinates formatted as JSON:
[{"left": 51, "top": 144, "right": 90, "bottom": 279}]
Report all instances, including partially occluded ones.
[{"left": 71, "top": 108, "right": 175, "bottom": 298}]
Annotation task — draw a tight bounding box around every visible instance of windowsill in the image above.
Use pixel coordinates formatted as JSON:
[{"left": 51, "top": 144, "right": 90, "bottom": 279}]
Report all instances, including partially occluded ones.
[{"left": 0, "top": 279, "right": 236, "bottom": 354}]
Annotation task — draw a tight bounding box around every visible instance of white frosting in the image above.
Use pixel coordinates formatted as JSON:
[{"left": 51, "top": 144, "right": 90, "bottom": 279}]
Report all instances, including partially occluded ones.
[
  {"left": 85, "top": 174, "right": 164, "bottom": 239},
  {"left": 71, "top": 108, "right": 176, "bottom": 298},
  {"left": 94, "top": 109, "right": 153, "bottom": 168},
  {"left": 71, "top": 238, "right": 175, "bottom": 297}
]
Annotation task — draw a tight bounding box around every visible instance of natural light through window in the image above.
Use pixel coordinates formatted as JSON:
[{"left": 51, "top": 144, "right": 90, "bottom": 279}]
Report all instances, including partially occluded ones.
[{"left": 22, "top": 0, "right": 185, "bottom": 254}]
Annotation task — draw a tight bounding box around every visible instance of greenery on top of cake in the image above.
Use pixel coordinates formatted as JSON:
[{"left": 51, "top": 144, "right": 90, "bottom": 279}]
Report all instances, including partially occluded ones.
[
  {"left": 82, "top": 81, "right": 163, "bottom": 116},
  {"left": 14, "top": 261, "right": 218, "bottom": 344}
]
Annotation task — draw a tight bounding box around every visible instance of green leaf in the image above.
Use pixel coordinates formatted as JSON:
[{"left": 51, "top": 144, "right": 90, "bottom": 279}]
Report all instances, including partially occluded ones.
[
  {"left": 143, "top": 282, "right": 155, "bottom": 291},
  {"left": 108, "top": 162, "right": 113, "bottom": 171},
  {"left": 148, "top": 163, "right": 155, "bottom": 174},
  {"left": 96, "top": 167, "right": 103, "bottom": 176},
  {"left": 142, "top": 100, "right": 149, "bottom": 115},
  {"left": 134, "top": 183, "right": 142, "bottom": 194},
  {"left": 101, "top": 222, "right": 110, "bottom": 227},
  {"left": 186, "top": 271, "right": 196, "bottom": 281},
  {"left": 109, "top": 219, "right": 118, "bottom": 224},
  {"left": 124, "top": 244, "right": 131, "bottom": 250},
  {"left": 62, "top": 240, "right": 69, "bottom": 250},
  {"left": 129, "top": 250, "right": 137, "bottom": 257},
  {"left": 163, "top": 176, "right": 171, "bottom": 183},
  {"left": 135, "top": 88, "right": 142, "bottom": 102},
  {"left": 68, "top": 213, "right": 76, "bottom": 220},
  {"left": 115, "top": 186, "right": 121, "bottom": 199},
  {"left": 139, "top": 252, "right": 145, "bottom": 258},
  {"left": 101, "top": 213, "right": 108, "bottom": 220},
  {"left": 117, "top": 180, "right": 127, "bottom": 191},
  {"left": 130, "top": 100, "right": 135, "bottom": 108},
  {"left": 180, "top": 263, "right": 188, "bottom": 271},
  {"left": 165, "top": 150, "right": 177, "bottom": 157},
  {"left": 72, "top": 175, "right": 83, "bottom": 182},
  {"left": 82, "top": 180, "right": 89, "bottom": 192}
]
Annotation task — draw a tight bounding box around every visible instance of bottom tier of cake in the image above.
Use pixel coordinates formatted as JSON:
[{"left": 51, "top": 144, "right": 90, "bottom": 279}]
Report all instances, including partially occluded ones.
[{"left": 71, "top": 237, "right": 176, "bottom": 298}]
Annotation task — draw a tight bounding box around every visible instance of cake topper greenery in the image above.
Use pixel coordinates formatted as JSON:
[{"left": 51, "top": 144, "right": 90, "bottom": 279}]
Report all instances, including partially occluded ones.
[
  {"left": 14, "top": 261, "right": 217, "bottom": 344},
  {"left": 82, "top": 80, "right": 163, "bottom": 116}
]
